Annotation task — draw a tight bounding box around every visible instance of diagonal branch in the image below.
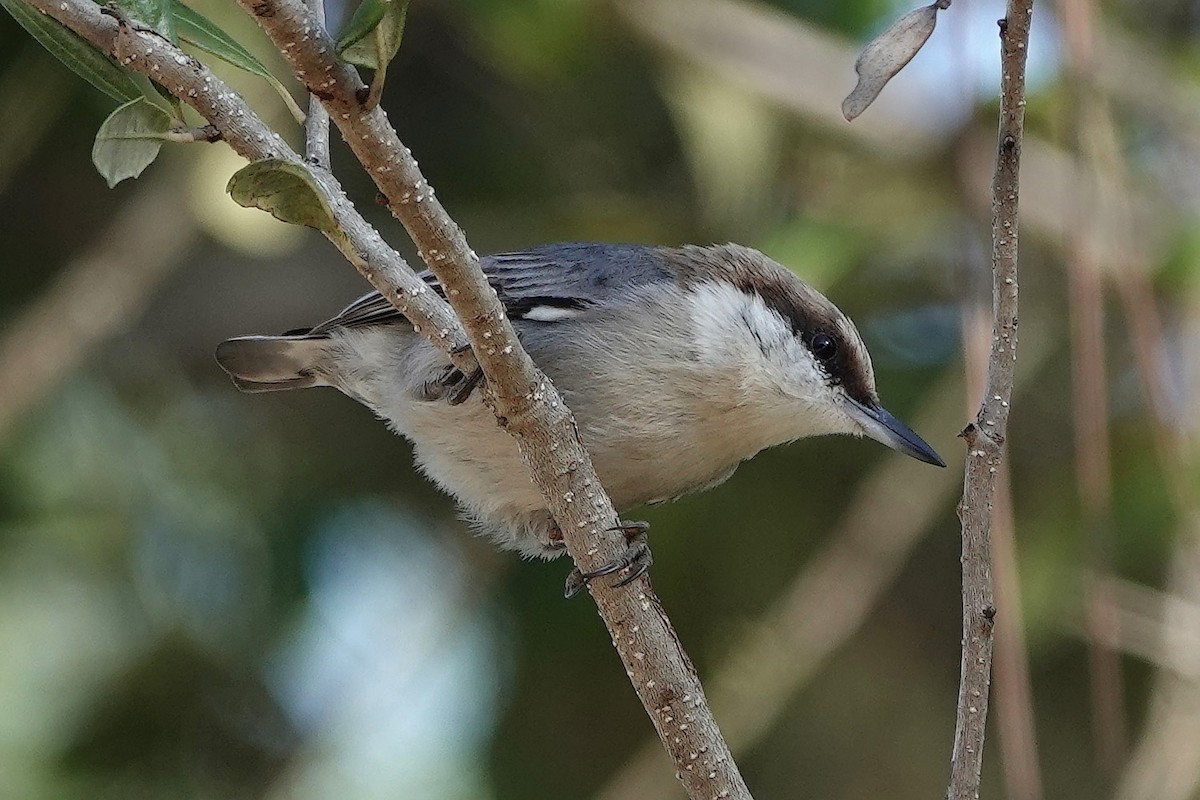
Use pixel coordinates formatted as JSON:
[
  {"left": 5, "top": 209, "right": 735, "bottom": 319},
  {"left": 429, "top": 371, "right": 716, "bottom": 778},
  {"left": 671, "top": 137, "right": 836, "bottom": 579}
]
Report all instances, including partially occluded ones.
[
  {"left": 23, "top": 0, "right": 474, "bottom": 380},
  {"left": 230, "top": 2, "right": 753, "bottom": 797},
  {"left": 0, "top": 172, "right": 193, "bottom": 442},
  {"left": 24, "top": 1, "right": 754, "bottom": 796},
  {"left": 947, "top": 2, "right": 1034, "bottom": 798}
]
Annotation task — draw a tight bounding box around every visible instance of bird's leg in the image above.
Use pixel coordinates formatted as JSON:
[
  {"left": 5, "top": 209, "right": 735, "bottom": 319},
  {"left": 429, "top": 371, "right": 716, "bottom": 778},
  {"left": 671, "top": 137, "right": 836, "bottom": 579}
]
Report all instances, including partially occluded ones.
[
  {"left": 563, "top": 520, "right": 652, "bottom": 598},
  {"left": 442, "top": 340, "right": 486, "bottom": 404},
  {"left": 421, "top": 364, "right": 485, "bottom": 404},
  {"left": 447, "top": 366, "right": 484, "bottom": 405}
]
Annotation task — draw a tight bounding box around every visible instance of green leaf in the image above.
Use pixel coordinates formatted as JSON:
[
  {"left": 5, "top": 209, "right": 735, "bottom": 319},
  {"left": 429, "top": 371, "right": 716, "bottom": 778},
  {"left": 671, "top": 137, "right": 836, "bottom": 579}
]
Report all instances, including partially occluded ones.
[
  {"left": 1, "top": 0, "right": 140, "bottom": 103},
  {"left": 336, "top": 0, "right": 387, "bottom": 56},
  {"left": 227, "top": 159, "right": 338, "bottom": 234},
  {"left": 172, "top": 0, "right": 306, "bottom": 123},
  {"left": 91, "top": 97, "right": 174, "bottom": 187},
  {"left": 132, "top": 73, "right": 177, "bottom": 113},
  {"left": 115, "top": 0, "right": 174, "bottom": 42},
  {"left": 172, "top": 2, "right": 263, "bottom": 77},
  {"left": 336, "top": 0, "right": 408, "bottom": 70}
]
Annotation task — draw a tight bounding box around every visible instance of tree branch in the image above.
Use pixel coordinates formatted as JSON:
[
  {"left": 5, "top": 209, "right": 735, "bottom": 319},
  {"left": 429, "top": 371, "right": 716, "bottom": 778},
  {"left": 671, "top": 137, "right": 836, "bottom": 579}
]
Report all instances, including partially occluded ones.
[
  {"left": 947, "top": 3, "right": 1033, "bottom": 798},
  {"left": 26, "top": 0, "right": 474, "bottom": 380},
  {"left": 25, "top": 0, "right": 753, "bottom": 796},
  {"left": 302, "top": 0, "right": 330, "bottom": 168},
  {"left": 0, "top": 173, "right": 192, "bottom": 442},
  {"left": 229, "top": 1, "right": 752, "bottom": 796}
]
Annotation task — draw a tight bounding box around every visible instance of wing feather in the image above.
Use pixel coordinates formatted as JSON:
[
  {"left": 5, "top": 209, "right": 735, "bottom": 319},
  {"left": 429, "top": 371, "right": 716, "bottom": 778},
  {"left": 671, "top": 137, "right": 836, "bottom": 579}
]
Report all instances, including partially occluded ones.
[{"left": 306, "top": 242, "right": 669, "bottom": 334}]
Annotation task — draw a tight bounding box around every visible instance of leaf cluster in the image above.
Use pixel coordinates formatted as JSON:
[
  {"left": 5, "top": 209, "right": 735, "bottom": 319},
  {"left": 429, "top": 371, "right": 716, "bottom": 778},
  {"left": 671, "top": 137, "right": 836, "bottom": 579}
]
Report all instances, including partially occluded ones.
[{"left": 3, "top": 0, "right": 409, "bottom": 185}]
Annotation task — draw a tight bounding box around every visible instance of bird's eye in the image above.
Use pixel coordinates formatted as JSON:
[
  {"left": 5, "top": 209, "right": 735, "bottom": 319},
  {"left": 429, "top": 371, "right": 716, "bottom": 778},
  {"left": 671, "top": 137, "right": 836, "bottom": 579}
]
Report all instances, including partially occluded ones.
[{"left": 811, "top": 332, "right": 837, "bottom": 362}]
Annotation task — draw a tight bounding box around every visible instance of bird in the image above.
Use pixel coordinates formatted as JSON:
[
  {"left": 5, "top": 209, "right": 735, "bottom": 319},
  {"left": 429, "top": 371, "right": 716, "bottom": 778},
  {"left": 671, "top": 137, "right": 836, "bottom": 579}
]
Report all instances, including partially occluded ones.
[{"left": 216, "top": 242, "right": 944, "bottom": 595}]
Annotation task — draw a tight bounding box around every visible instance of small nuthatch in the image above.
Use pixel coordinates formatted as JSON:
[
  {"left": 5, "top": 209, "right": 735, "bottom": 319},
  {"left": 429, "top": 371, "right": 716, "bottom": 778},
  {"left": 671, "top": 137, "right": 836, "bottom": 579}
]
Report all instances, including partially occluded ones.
[{"left": 216, "top": 243, "right": 944, "bottom": 594}]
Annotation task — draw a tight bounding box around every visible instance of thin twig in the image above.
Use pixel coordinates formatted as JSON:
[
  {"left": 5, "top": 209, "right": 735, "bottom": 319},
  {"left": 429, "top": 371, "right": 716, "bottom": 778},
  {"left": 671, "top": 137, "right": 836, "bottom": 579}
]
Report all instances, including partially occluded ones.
[
  {"left": 946, "top": 3, "right": 1033, "bottom": 799},
  {"left": 24, "top": 0, "right": 751, "bottom": 795},
  {"left": 1056, "top": 0, "right": 1127, "bottom": 769},
  {"left": 303, "top": 0, "right": 331, "bottom": 167},
  {"left": 29, "top": 0, "right": 475, "bottom": 379}
]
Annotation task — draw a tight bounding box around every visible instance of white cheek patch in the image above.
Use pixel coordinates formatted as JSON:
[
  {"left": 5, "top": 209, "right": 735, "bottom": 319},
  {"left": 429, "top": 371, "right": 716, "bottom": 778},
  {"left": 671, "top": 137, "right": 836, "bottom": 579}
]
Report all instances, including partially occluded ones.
[
  {"left": 520, "top": 305, "right": 583, "bottom": 322},
  {"left": 688, "top": 282, "right": 808, "bottom": 371},
  {"left": 689, "top": 280, "right": 838, "bottom": 393},
  {"left": 689, "top": 282, "right": 785, "bottom": 359},
  {"left": 685, "top": 281, "right": 860, "bottom": 440}
]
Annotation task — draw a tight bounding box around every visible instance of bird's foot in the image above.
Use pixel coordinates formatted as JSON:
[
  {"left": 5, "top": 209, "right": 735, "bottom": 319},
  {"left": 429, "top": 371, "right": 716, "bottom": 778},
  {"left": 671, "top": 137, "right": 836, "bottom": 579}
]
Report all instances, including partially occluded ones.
[
  {"left": 422, "top": 364, "right": 485, "bottom": 404},
  {"left": 563, "top": 520, "right": 652, "bottom": 599},
  {"left": 447, "top": 366, "right": 484, "bottom": 405}
]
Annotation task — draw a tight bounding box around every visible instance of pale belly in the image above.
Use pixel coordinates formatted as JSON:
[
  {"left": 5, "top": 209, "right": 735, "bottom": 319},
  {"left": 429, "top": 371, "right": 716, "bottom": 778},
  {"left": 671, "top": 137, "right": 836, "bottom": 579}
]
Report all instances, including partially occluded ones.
[
  {"left": 393, "top": 389, "right": 750, "bottom": 557},
  {"left": 335, "top": 324, "right": 770, "bottom": 557}
]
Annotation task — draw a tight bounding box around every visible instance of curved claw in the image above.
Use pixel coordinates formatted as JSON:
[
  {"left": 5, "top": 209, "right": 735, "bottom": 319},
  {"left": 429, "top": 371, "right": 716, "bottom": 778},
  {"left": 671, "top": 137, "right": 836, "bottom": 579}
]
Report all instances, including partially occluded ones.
[
  {"left": 612, "top": 546, "right": 652, "bottom": 588},
  {"left": 563, "top": 521, "right": 652, "bottom": 598},
  {"left": 448, "top": 367, "right": 484, "bottom": 405}
]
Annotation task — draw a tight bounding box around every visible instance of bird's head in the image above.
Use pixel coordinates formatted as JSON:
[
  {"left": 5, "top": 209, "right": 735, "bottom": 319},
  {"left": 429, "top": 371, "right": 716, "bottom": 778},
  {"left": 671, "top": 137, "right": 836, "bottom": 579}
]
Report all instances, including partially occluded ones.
[{"left": 665, "top": 244, "right": 945, "bottom": 467}]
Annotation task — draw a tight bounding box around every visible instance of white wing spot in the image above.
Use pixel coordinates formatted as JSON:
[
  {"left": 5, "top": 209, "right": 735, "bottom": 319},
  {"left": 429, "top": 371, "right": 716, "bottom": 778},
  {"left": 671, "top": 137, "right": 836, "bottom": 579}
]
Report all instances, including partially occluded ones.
[{"left": 521, "top": 305, "right": 581, "bottom": 322}]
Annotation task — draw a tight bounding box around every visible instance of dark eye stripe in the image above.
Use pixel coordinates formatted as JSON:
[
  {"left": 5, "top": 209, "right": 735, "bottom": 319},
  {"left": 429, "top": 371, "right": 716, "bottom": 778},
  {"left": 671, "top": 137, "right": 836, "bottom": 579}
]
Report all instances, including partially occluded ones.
[
  {"left": 749, "top": 286, "right": 875, "bottom": 406},
  {"left": 657, "top": 244, "right": 877, "bottom": 407}
]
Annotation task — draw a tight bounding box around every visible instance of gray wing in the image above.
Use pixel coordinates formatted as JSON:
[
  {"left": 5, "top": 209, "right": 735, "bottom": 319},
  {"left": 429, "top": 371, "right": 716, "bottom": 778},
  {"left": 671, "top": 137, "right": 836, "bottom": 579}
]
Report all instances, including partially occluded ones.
[{"left": 307, "top": 242, "right": 670, "bottom": 334}]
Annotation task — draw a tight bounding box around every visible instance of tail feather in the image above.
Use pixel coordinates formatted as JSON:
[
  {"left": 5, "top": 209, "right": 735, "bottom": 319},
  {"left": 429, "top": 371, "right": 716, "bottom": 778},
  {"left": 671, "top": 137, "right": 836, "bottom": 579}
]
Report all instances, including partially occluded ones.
[{"left": 215, "top": 335, "right": 333, "bottom": 393}]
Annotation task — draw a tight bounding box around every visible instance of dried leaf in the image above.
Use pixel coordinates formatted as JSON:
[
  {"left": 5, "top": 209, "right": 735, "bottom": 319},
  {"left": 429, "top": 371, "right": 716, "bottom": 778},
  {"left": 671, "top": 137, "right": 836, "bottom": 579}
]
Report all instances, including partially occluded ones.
[
  {"left": 842, "top": 3, "right": 940, "bottom": 122},
  {"left": 227, "top": 159, "right": 338, "bottom": 234}
]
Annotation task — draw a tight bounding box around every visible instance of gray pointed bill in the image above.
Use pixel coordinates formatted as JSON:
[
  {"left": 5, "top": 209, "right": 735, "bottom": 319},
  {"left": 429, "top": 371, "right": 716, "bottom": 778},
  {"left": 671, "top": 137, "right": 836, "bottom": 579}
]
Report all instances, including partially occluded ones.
[{"left": 848, "top": 398, "right": 945, "bottom": 467}]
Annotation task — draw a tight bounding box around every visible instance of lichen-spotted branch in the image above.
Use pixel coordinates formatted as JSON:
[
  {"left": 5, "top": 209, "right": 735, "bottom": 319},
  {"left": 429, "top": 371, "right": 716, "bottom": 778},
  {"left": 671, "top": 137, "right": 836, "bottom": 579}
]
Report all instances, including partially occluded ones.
[
  {"left": 946, "top": 3, "right": 1033, "bottom": 799},
  {"left": 20, "top": 0, "right": 755, "bottom": 797},
  {"left": 22, "top": 0, "right": 474, "bottom": 379},
  {"left": 228, "top": 2, "right": 753, "bottom": 796}
]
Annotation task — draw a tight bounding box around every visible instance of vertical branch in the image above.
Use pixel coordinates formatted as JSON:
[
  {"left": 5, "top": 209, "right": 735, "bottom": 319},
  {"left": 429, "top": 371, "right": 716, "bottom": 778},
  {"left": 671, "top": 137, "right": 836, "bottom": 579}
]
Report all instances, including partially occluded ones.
[
  {"left": 1057, "top": 0, "right": 1127, "bottom": 770},
  {"left": 963, "top": 271, "right": 1044, "bottom": 800},
  {"left": 303, "top": 0, "right": 330, "bottom": 169},
  {"left": 947, "top": 3, "right": 1033, "bottom": 799},
  {"left": 991, "top": 466, "right": 1045, "bottom": 800}
]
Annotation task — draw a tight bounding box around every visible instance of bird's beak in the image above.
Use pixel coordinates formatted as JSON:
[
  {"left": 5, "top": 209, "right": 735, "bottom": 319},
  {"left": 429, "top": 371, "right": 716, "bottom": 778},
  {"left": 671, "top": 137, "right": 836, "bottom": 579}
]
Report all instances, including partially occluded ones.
[{"left": 847, "top": 398, "right": 945, "bottom": 467}]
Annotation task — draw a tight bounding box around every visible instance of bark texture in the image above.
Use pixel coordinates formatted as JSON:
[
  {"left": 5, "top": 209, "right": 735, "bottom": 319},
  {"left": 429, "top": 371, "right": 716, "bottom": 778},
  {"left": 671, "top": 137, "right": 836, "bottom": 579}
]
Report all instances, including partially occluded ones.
[
  {"left": 947, "top": 3, "right": 1034, "bottom": 798},
  {"left": 24, "top": 1, "right": 754, "bottom": 796}
]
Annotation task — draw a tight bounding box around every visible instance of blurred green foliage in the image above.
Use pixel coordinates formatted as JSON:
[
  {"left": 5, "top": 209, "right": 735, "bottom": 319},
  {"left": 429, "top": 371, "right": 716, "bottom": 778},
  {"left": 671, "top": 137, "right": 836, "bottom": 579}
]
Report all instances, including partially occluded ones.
[{"left": 4, "top": 0, "right": 1200, "bottom": 799}]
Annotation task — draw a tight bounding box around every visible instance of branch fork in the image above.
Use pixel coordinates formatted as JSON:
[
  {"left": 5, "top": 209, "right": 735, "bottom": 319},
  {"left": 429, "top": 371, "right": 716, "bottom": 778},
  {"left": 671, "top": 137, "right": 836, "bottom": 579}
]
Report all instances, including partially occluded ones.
[{"left": 21, "top": 0, "right": 755, "bottom": 796}]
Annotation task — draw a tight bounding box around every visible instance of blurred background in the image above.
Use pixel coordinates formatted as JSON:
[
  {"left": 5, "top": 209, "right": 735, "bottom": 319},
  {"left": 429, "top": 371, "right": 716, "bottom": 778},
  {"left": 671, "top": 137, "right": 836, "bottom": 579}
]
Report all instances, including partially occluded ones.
[{"left": 2, "top": 0, "right": 1199, "bottom": 797}]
